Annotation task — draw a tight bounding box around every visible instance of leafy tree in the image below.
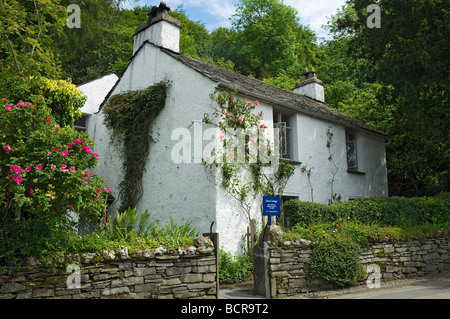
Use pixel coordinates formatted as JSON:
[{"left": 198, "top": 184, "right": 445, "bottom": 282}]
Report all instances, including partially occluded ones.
[
  {"left": 0, "top": 0, "right": 66, "bottom": 99},
  {"left": 230, "top": 0, "right": 317, "bottom": 79},
  {"left": 0, "top": 100, "right": 108, "bottom": 231},
  {"left": 56, "top": 0, "right": 146, "bottom": 84},
  {"left": 328, "top": 0, "right": 450, "bottom": 196}
]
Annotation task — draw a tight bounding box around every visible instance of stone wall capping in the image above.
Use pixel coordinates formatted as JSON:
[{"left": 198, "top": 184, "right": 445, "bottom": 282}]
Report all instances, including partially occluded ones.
[
  {"left": 0, "top": 236, "right": 217, "bottom": 299},
  {"left": 254, "top": 237, "right": 450, "bottom": 298}
]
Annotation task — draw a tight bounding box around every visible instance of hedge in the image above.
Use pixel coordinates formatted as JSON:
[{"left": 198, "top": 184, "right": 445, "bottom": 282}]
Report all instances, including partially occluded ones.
[{"left": 283, "top": 195, "right": 450, "bottom": 229}]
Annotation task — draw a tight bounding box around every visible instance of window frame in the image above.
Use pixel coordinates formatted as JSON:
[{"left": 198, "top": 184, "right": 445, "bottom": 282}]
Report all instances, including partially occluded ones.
[
  {"left": 273, "top": 110, "right": 293, "bottom": 161},
  {"left": 345, "top": 129, "right": 365, "bottom": 174}
]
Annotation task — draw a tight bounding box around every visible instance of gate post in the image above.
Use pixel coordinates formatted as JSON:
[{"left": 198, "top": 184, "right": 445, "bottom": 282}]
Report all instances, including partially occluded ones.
[
  {"left": 253, "top": 241, "right": 270, "bottom": 298},
  {"left": 203, "top": 232, "right": 219, "bottom": 299}
]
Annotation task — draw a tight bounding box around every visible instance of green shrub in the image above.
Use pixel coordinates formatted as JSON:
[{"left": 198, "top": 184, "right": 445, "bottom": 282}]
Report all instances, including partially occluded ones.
[
  {"left": 284, "top": 200, "right": 338, "bottom": 227},
  {"left": 308, "top": 235, "right": 363, "bottom": 287},
  {"left": 153, "top": 217, "right": 199, "bottom": 247},
  {"left": 284, "top": 196, "right": 450, "bottom": 229},
  {"left": 218, "top": 250, "right": 253, "bottom": 284}
]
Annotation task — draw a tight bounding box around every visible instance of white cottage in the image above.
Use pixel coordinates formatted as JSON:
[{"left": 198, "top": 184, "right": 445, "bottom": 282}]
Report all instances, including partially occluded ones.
[{"left": 79, "top": 3, "right": 389, "bottom": 253}]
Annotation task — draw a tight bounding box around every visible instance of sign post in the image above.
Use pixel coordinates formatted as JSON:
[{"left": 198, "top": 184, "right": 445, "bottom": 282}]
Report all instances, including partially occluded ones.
[{"left": 262, "top": 196, "right": 281, "bottom": 226}]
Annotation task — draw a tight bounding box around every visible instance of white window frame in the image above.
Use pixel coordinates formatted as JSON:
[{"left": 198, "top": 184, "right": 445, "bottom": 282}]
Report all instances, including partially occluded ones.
[{"left": 273, "top": 110, "right": 293, "bottom": 160}]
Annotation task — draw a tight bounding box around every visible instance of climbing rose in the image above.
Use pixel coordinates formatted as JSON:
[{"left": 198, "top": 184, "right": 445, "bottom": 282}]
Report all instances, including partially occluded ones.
[
  {"left": 62, "top": 150, "right": 69, "bottom": 156},
  {"left": 4, "top": 145, "right": 11, "bottom": 153},
  {"left": 36, "top": 164, "right": 42, "bottom": 170},
  {"left": 25, "top": 166, "right": 32, "bottom": 172}
]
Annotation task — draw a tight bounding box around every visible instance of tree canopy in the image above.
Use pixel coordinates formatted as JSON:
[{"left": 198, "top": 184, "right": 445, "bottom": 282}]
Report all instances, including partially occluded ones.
[{"left": 1, "top": 0, "right": 448, "bottom": 197}]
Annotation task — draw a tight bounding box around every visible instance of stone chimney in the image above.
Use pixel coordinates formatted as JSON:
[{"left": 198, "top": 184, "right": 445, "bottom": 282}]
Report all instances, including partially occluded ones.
[
  {"left": 293, "top": 67, "right": 325, "bottom": 103},
  {"left": 133, "top": 2, "right": 181, "bottom": 54}
]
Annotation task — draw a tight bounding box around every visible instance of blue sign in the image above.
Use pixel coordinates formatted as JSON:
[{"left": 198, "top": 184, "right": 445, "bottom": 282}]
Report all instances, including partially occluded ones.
[{"left": 263, "top": 196, "right": 281, "bottom": 217}]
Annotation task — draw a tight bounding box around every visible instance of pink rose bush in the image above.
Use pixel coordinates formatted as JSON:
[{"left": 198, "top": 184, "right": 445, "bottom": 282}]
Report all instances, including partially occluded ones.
[{"left": 0, "top": 101, "right": 108, "bottom": 223}]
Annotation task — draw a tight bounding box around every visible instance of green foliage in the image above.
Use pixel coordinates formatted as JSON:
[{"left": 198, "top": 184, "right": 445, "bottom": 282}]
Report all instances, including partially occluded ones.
[
  {"left": 204, "top": 90, "right": 294, "bottom": 222},
  {"left": 284, "top": 197, "right": 450, "bottom": 229},
  {"left": 218, "top": 249, "right": 253, "bottom": 284},
  {"left": 12, "top": 77, "right": 86, "bottom": 127},
  {"left": 104, "top": 207, "right": 157, "bottom": 240},
  {"left": 0, "top": 100, "right": 108, "bottom": 222},
  {"left": 230, "top": 0, "right": 317, "bottom": 78},
  {"left": 308, "top": 235, "right": 363, "bottom": 287},
  {"left": 103, "top": 82, "right": 167, "bottom": 211},
  {"left": 56, "top": 0, "right": 146, "bottom": 84},
  {"left": 328, "top": 1, "right": 450, "bottom": 196},
  {"left": 153, "top": 217, "right": 199, "bottom": 247},
  {"left": 0, "top": 0, "right": 66, "bottom": 99},
  {"left": 0, "top": 100, "right": 108, "bottom": 263},
  {"left": 0, "top": 214, "right": 75, "bottom": 265}
]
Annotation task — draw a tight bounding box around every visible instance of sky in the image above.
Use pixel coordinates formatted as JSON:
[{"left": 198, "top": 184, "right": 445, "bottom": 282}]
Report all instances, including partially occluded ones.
[{"left": 122, "top": 0, "right": 347, "bottom": 40}]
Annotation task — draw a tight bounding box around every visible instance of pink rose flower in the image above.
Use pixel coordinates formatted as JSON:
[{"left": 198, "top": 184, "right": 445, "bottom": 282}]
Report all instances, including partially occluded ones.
[
  {"left": 105, "top": 187, "right": 110, "bottom": 193},
  {"left": 5, "top": 105, "right": 13, "bottom": 111},
  {"left": 247, "top": 101, "right": 252, "bottom": 106},
  {"left": 53, "top": 147, "right": 58, "bottom": 152},
  {"left": 255, "top": 101, "right": 259, "bottom": 105},
  {"left": 62, "top": 150, "right": 69, "bottom": 156},
  {"left": 70, "top": 166, "right": 75, "bottom": 172},
  {"left": 219, "top": 135, "right": 225, "bottom": 140},
  {"left": 15, "top": 176, "right": 22, "bottom": 184},
  {"left": 29, "top": 189, "right": 34, "bottom": 195},
  {"left": 36, "top": 164, "right": 42, "bottom": 171},
  {"left": 25, "top": 166, "right": 32, "bottom": 172},
  {"left": 4, "top": 145, "right": 11, "bottom": 153},
  {"left": 50, "top": 165, "right": 56, "bottom": 170},
  {"left": 249, "top": 137, "right": 255, "bottom": 143},
  {"left": 94, "top": 152, "right": 99, "bottom": 158},
  {"left": 46, "top": 117, "right": 51, "bottom": 122}
]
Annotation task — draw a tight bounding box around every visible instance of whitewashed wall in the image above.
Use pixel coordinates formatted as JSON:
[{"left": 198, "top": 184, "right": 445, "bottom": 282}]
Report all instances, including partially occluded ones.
[
  {"left": 84, "top": 43, "right": 388, "bottom": 254},
  {"left": 88, "top": 43, "right": 219, "bottom": 236}
]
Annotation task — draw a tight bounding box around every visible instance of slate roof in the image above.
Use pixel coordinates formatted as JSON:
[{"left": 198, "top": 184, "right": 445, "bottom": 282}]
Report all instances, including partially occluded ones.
[
  {"left": 160, "top": 47, "right": 389, "bottom": 139},
  {"left": 101, "top": 40, "right": 389, "bottom": 139}
]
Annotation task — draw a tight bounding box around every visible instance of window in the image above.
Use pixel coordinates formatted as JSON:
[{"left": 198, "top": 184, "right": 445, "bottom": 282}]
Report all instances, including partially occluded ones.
[
  {"left": 346, "top": 130, "right": 358, "bottom": 171},
  {"left": 74, "top": 115, "right": 88, "bottom": 132},
  {"left": 273, "top": 110, "right": 293, "bottom": 160}
]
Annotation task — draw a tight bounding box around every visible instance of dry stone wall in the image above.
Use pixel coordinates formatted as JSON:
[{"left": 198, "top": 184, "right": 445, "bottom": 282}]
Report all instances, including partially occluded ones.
[
  {"left": 0, "top": 236, "right": 217, "bottom": 299},
  {"left": 255, "top": 237, "right": 450, "bottom": 298}
]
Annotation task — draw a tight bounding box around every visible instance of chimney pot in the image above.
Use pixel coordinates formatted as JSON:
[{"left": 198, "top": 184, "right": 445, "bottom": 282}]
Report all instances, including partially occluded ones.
[
  {"left": 133, "top": 2, "right": 181, "bottom": 54},
  {"left": 293, "top": 67, "right": 325, "bottom": 103}
]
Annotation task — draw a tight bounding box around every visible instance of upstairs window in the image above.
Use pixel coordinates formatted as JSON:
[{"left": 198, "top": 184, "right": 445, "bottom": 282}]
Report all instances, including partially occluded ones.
[
  {"left": 346, "top": 130, "right": 358, "bottom": 171},
  {"left": 273, "top": 110, "right": 293, "bottom": 160},
  {"left": 74, "top": 115, "right": 88, "bottom": 132}
]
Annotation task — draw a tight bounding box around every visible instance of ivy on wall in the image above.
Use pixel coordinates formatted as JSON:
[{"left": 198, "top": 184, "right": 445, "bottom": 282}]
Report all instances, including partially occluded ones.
[{"left": 103, "top": 82, "right": 168, "bottom": 212}]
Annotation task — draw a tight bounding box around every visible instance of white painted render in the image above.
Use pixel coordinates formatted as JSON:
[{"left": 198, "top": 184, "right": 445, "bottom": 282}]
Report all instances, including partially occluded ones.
[
  {"left": 293, "top": 82, "right": 325, "bottom": 103},
  {"left": 133, "top": 21, "right": 180, "bottom": 54},
  {"left": 81, "top": 27, "right": 388, "bottom": 254},
  {"left": 77, "top": 73, "right": 119, "bottom": 115}
]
